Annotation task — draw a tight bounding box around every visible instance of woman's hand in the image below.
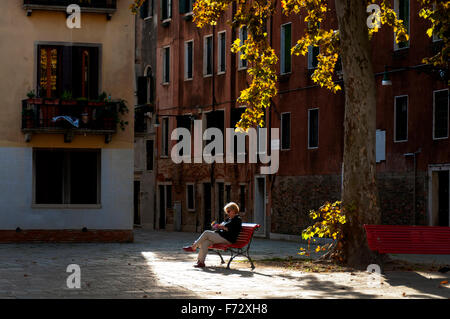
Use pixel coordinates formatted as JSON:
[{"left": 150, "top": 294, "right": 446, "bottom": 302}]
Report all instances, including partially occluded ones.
[{"left": 217, "top": 224, "right": 228, "bottom": 231}]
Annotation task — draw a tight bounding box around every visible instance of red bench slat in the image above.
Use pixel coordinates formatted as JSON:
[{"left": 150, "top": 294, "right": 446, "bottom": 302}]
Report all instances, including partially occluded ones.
[
  {"left": 364, "top": 224, "right": 450, "bottom": 255},
  {"left": 209, "top": 223, "right": 260, "bottom": 251}
]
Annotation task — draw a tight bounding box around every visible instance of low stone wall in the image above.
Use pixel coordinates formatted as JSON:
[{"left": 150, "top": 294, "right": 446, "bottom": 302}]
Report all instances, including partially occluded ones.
[{"left": 271, "top": 171, "right": 428, "bottom": 235}]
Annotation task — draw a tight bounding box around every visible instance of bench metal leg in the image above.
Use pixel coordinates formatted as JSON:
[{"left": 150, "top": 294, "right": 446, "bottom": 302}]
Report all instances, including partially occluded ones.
[
  {"left": 226, "top": 247, "right": 256, "bottom": 270},
  {"left": 216, "top": 251, "right": 225, "bottom": 264}
]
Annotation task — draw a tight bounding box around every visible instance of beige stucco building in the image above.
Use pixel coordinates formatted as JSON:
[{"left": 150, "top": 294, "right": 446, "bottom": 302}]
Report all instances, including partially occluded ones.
[{"left": 0, "top": 0, "right": 135, "bottom": 242}]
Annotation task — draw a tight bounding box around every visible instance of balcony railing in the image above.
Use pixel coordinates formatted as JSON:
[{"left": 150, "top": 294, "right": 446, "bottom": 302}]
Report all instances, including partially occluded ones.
[
  {"left": 23, "top": 0, "right": 117, "bottom": 18},
  {"left": 22, "top": 99, "right": 118, "bottom": 143}
]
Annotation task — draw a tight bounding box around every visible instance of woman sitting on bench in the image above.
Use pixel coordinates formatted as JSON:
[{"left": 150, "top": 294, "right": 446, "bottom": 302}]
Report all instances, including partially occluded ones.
[{"left": 183, "top": 202, "right": 242, "bottom": 268}]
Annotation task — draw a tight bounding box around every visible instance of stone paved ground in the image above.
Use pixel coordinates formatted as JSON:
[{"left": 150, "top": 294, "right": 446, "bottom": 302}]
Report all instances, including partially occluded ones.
[{"left": 0, "top": 229, "right": 449, "bottom": 299}]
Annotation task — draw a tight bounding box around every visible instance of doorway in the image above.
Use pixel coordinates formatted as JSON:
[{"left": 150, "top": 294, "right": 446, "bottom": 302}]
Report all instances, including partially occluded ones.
[
  {"left": 429, "top": 165, "right": 450, "bottom": 226},
  {"left": 254, "top": 176, "right": 266, "bottom": 236},
  {"left": 158, "top": 184, "right": 172, "bottom": 230},
  {"left": 134, "top": 181, "right": 141, "bottom": 226},
  {"left": 203, "top": 183, "right": 212, "bottom": 230}
]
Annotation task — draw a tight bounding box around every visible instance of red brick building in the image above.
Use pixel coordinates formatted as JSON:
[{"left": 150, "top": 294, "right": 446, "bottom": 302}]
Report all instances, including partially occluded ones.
[{"left": 152, "top": 0, "right": 449, "bottom": 237}]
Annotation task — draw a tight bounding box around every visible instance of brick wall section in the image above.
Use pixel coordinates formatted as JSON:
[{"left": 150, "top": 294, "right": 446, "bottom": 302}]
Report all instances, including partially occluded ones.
[
  {"left": 271, "top": 175, "right": 341, "bottom": 235},
  {"left": 378, "top": 171, "right": 428, "bottom": 226},
  {"left": 271, "top": 172, "right": 428, "bottom": 235},
  {"left": 0, "top": 230, "right": 134, "bottom": 243}
]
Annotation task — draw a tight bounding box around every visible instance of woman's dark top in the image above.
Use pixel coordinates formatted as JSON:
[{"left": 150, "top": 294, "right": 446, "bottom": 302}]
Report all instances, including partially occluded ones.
[{"left": 216, "top": 215, "right": 242, "bottom": 243}]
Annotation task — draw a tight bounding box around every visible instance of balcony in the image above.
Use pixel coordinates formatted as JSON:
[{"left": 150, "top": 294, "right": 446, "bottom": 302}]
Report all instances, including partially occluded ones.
[
  {"left": 23, "top": 0, "right": 117, "bottom": 19},
  {"left": 22, "top": 98, "right": 121, "bottom": 143}
]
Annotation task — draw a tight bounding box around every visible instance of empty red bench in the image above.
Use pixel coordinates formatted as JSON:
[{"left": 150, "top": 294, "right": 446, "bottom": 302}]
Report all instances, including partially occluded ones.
[
  {"left": 209, "top": 223, "right": 260, "bottom": 269},
  {"left": 364, "top": 224, "right": 450, "bottom": 255}
]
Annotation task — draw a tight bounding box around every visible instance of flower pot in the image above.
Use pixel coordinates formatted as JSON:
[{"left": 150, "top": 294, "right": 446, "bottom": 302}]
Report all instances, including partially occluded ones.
[
  {"left": 27, "top": 98, "right": 43, "bottom": 105},
  {"left": 61, "top": 100, "right": 77, "bottom": 106},
  {"left": 44, "top": 98, "right": 60, "bottom": 105},
  {"left": 88, "top": 101, "right": 105, "bottom": 106}
]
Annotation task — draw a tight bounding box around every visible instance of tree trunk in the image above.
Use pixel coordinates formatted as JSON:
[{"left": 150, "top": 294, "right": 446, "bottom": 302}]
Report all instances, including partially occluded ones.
[{"left": 335, "top": 0, "right": 381, "bottom": 268}]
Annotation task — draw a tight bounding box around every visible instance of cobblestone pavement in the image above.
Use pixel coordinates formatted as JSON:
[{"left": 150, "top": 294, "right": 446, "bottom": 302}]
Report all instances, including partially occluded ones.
[{"left": 0, "top": 229, "right": 449, "bottom": 299}]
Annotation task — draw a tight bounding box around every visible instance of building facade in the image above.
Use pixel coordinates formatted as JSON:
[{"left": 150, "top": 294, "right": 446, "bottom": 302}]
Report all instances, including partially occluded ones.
[
  {"left": 0, "top": 0, "right": 135, "bottom": 242},
  {"left": 153, "top": 0, "right": 269, "bottom": 235},
  {"left": 134, "top": 0, "right": 158, "bottom": 229},
  {"left": 145, "top": 0, "right": 449, "bottom": 237}
]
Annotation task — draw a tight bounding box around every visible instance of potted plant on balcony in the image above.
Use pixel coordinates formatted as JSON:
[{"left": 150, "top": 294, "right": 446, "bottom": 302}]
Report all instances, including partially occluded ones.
[
  {"left": 61, "top": 91, "right": 77, "bottom": 105},
  {"left": 26, "top": 90, "right": 42, "bottom": 105},
  {"left": 88, "top": 92, "right": 107, "bottom": 106}
]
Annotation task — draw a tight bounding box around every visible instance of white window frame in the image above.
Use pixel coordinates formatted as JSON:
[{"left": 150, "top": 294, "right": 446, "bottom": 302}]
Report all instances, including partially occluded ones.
[
  {"left": 162, "top": 45, "right": 170, "bottom": 84},
  {"left": 238, "top": 26, "right": 248, "bottom": 70},
  {"left": 433, "top": 89, "right": 449, "bottom": 140},
  {"left": 203, "top": 34, "right": 213, "bottom": 77},
  {"left": 308, "top": 108, "right": 319, "bottom": 149},
  {"left": 161, "top": 0, "right": 172, "bottom": 23},
  {"left": 280, "top": 22, "right": 292, "bottom": 74},
  {"left": 394, "top": 95, "right": 409, "bottom": 142},
  {"left": 184, "top": 40, "right": 194, "bottom": 81},
  {"left": 217, "top": 30, "right": 226, "bottom": 75},
  {"left": 394, "top": 0, "right": 410, "bottom": 50},
  {"left": 281, "top": 112, "right": 291, "bottom": 151},
  {"left": 186, "top": 183, "right": 195, "bottom": 211}
]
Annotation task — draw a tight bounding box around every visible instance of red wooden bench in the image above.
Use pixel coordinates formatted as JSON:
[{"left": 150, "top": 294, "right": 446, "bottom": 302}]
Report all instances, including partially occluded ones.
[
  {"left": 209, "top": 223, "right": 260, "bottom": 269},
  {"left": 364, "top": 224, "right": 450, "bottom": 255}
]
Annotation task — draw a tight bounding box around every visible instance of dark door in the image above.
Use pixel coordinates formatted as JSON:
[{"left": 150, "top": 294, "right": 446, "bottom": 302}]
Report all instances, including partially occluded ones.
[
  {"left": 217, "top": 182, "right": 224, "bottom": 222},
  {"left": 159, "top": 185, "right": 166, "bottom": 229},
  {"left": 134, "top": 181, "right": 141, "bottom": 225},
  {"left": 203, "top": 183, "right": 212, "bottom": 230},
  {"left": 438, "top": 171, "right": 449, "bottom": 226}
]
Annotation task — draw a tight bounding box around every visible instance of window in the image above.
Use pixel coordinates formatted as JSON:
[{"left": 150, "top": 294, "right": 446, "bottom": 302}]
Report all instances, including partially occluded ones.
[
  {"left": 161, "top": 117, "right": 169, "bottom": 156},
  {"left": 139, "top": 0, "right": 153, "bottom": 18},
  {"left": 176, "top": 115, "right": 192, "bottom": 155},
  {"left": 161, "top": 0, "right": 172, "bottom": 21},
  {"left": 137, "top": 67, "right": 153, "bottom": 105},
  {"left": 34, "top": 149, "right": 100, "bottom": 205},
  {"left": 218, "top": 31, "right": 226, "bottom": 74},
  {"left": 231, "top": 107, "right": 246, "bottom": 161},
  {"left": 146, "top": 140, "right": 154, "bottom": 171},
  {"left": 394, "top": 0, "right": 410, "bottom": 49},
  {"left": 394, "top": 96, "right": 408, "bottom": 142},
  {"left": 238, "top": 26, "right": 248, "bottom": 69},
  {"left": 308, "top": 45, "right": 320, "bottom": 69},
  {"left": 162, "top": 46, "right": 170, "bottom": 84},
  {"left": 308, "top": 109, "right": 319, "bottom": 148},
  {"left": 434, "top": 89, "right": 449, "bottom": 139},
  {"left": 281, "top": 112, "right": 291, "bottom": 150},
  {"left": 206, "top": 110, "right": 225, "bottom": 157},
  {"left": 185, "top": 40, "right": 193, "bottom": 80},
  {"left": 186, "top": 184, "right": 195, "bottom": 211},
  {"left": 37, "top": 45, "right": 99, "bottom": 99},
  {"left": 281, "top": 23, "right": 292, "bottom": 74},
  {"left": 203, "top": 35, "right": 213, "bottom": 76},
  {"left": 179, "top": 0, "right": 193, "bottom": 14},
  {"left": 239, "top": 184, "right": 246, "bottom": 213}
]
